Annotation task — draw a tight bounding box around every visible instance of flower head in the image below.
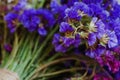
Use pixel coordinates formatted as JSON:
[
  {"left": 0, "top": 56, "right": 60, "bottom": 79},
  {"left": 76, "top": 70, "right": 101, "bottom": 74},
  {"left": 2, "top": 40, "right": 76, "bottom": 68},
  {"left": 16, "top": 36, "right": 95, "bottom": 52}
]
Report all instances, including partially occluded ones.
[
  {"left": 94, "top": 73, "right": 112, "bottom": 80},
  {"left": 13, "top": 0, "right": 28, "bottom": 12},
  {"left": 59, "top": 22, "right": 74, "bottom": 33},
  {"left": 20, "top": 8, "right": 40, "bottom": 31},
  {"left": 4, "top": 12, "right": 19, "bottom": 33},
  {"left": 96, "top": 51, "right": 120, "bottom": 73},
  {"left": 50, "top": 0, "right": 67, "bottom": 22},
  {"left": 52, "top": 33, "right": 80, "bottom": 53},
  {"left": 20, "top": 8, "right": 55, "bottom": 36},
  {"left": 65, "top": 8, "right": 81, "bottom": 21},
  {"left": 4, "top": 44, "right": 12, "bottom": 52}
]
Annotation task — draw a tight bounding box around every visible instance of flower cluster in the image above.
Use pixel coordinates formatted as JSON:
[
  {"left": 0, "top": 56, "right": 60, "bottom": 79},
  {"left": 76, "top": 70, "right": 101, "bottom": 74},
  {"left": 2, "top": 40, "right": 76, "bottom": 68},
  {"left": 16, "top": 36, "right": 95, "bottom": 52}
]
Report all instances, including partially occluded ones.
[
  {"left": 96, "top": 51, "right": 120, "bottom": 73},
  {"left": 94, "top": 73, "right": 111, "bottom": 80},
  {"left": 5, "top": 12, "right": 18, "bottom": 33},
  {"left": 5, "top": 0, "right": 55, "bottom": 36},
  {"left": 52, "top": 0, "right": 120, "bottom": 73},
  {"left": 50, "top": 0, "right": 79, "bottom": 22}
]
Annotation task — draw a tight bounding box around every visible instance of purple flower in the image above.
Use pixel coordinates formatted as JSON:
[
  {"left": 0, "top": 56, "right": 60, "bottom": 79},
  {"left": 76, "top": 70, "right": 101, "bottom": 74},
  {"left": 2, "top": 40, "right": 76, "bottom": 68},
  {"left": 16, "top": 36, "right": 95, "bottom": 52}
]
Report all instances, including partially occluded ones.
[
  {"left": 94, "top": 73, "right": 112, "bottom": 80},
  {"left": 73, "top": 2, "right": 92, "bottom": 16},
  {"left": 52, "top": 33, "right": 80, "bottom": 53},
  {"left": 55, "top": 44, "right": 67, "bottom": 53},
  {"left": 65, "top": 7, "right": 81, "bottom": 21},
  {"left": 112, "top": 46, "right": 120, "bottom": 53},
  {"left": 98, "top": 30, "right": 118, "bottom": 48},
  {"left": 95, "top": 19, "right": 105, "bottom": 39},
  {"left": 38, "top": 27, "right": 47, "bottom": 36},
  {"left": 4, "top": 44, "right": 12, "bottom": 52},
  {"left": 89, "top": 17, "right": 98, "bottom": 32},
  {"left": 37, "top": 8, "right": 55, "bottom": 27},
  {"left": 105, "top": 52, "right": 120, "bottom": 73},
  {"left": 88, "top": 18, "right": 106, "bottom": 46},
  {"left": 52, "top": 0, "right": 120, "bottom": 57},
  {"left": 87, "top": 33, "right": 96, "bottom": 46},
  {"left": 53, "top": 21, "right": 81, "bottom": 53},
  {"left": 106, "top": 30, "right": 118, "bottom": 48},
  {"left": 52, "top": 34, "right": 67, "bottom": 52},
  {"left": 86, "top": 45, "right": 105, "bottom": 58},
  {"left": 63, "top": 37, "right": 75, "bottom": 47},
  {"left": 86, "top": 49, "right": 96, "bottom": 58},
  {"left": 74, "top": 34, "right": 81, "bottom": 47},
  {"left": 20, "top": 8, "right": 39, "bottom": 31},
  {"left": 59, "top": 22, "right": 74, "bottom": 33},
  {"left": 115, "top": 71, "right": 120, "bottom": 80},
  {"left": 89, "top": 4, "right": 109, "bottom": 19},
  {"left": 4, "top": 12, "right": 18, "bottom": 33},
  {"left": 108, "top": 60, "right": 120, "bottom": 73},
  {"left": 97, "top": 51, "right": 120, "bottom": 73},
  {"left": 20, "top": 8, "right": 55, "bottom": 36},
  {"left": 5, "top": 13, "right": 18, "bottom": 22},
  {"left": 113, "top": 19, "right": 120, "bottom": 44},
  {"left": 63, "top": 34, "right": 81, "bottom": 47},
  {"left": 13, "top": 0, "right": 27, "bottom": 12},
  {"left": 110, "top": 4, "right": 120, "bottom": 19},
  {"left": 37, "top": 8, "right": 55, "bottom": 36},
  {"left": 88, "top": 18, "right": 105, "bottom": 39},
  {"left": 50, "top": 0, "right": 67, "bottom": 22}
]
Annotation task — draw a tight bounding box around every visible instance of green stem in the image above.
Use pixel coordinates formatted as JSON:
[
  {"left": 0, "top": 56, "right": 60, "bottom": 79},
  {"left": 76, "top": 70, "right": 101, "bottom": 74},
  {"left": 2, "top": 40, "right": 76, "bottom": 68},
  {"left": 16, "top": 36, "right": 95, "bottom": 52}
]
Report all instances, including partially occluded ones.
[
  {"left": 38, "top": 45, "right": 53, "bottom": 63},
  {"left": 15, "top": 33, "right": 35, "bottom": 79},
  {"left": 22, "top": 36, "right": 40, "bottom": 76},
  {"left": 25, "top": 26, "right": 58, "bottom": 79},
  {"left": 39, "top": 0, "right": 46, "bottom": 8},
  {"left": 1, "top": 21, "right": 7, "bottom": 63},
  {"left": 4, "top": 33, "right": 19, "bottom": 69},
  {"left": 26, "top": 53, "right": 61, "bottom": 80},
  {"left": 12, "top": 35, "right": 28, "bottom": 71},
  {"left": 79, "top": 65, "right": 89, "bottom": 79},
  {"left": 32, "top": 0, "right": 38, "bottom": 8},
  {"left": 30, "top": 57, "right": 80, "bottom": 79},
  {"left": 47, "top": 52, "right": 61, "bottom": 61},
  {"left": 37, "top": 67, "right": 86, "bottom": 78},
  {"left": 88, "top": 64, "right": 96, "bottom": 79}
]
